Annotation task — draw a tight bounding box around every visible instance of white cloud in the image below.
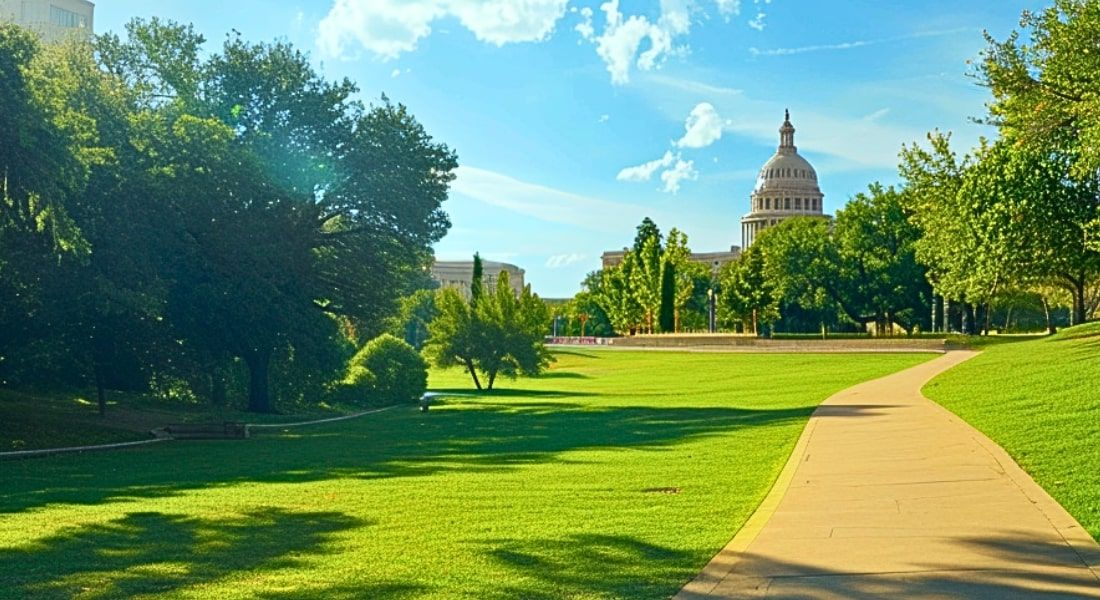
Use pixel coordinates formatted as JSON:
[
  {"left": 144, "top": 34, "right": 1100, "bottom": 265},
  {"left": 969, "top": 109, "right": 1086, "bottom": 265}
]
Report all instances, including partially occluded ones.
[
  {"left": 318, "top": 0, "right": 569, "bottom": 60},
  {"left": 714, "top": 0, "right": 740, "bottom": 20},
  {"left": 617, "top": 150, "right": 675, "bottom": 182},
  {"left": 390, "top": 68, "right": 411, "bottom": 77},
  {"left": 546, "top": 253, "right": 586, "bottom": 268},
  {"left": 660, "top": 157, "right": 697, "bottom": 193},
  {"left": 598, "top": 113, "right": 610, "bottom": 123},
  {"left": 588, "top": 0, "right": 695, "bottom": 85},
  {"left": 748, "top": 0, "right": 770, "bottom": 31},
  {"left": 575, "top": 6, "right": 595, "bottom": 40},
  {"left": 676, "top": 102, "right": 725, "bottom": 148},
  {"left": 452, "top": 166, "right": 665, "bottom": 233},
  {"left": 749, "top": 28, "right": 975, "bottom": 57}
]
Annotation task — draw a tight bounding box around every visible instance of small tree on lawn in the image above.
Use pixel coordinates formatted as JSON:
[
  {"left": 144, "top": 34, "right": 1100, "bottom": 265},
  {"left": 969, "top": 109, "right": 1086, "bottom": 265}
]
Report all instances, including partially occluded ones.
[
  {"left": 424, "top": 270, "right": 551, "bottom": 391},
  {"left": 424, "top": 287, "right": 485, "bottom": 389}
]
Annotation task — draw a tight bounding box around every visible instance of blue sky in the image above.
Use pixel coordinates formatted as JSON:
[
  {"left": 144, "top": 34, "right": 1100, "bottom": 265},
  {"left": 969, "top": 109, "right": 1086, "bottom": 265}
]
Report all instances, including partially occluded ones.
[{"left": 94, "top": 0, "right": 1037, "bottom": 297}]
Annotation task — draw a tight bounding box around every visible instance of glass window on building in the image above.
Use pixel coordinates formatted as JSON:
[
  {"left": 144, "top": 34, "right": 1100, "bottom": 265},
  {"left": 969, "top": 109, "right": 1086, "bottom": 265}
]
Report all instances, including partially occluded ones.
[{"left": 50, "top": 5, "right": 86, "bottom": 28}]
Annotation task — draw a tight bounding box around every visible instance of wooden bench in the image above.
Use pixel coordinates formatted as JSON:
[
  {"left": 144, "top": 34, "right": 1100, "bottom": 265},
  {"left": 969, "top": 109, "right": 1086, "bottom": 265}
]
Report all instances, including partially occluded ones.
[{"left": 164, "top": 422, "right": 249, "bottom": 440}]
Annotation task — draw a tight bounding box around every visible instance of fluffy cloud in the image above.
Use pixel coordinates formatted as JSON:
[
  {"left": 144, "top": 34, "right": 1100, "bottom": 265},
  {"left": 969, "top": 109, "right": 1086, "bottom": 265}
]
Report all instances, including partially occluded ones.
[
  {"left": 318, "top": 0, "right": 569, "bottom": 59},
  {"left": 617, "top": 150, "right": 697, "bottom": 194},
  {"left": 616, "top": 150, "right": 675, "bottom": 182},
  {"left": 588, "top": 0, "right": 693, "bottom": 85},
  {"left": 546, "top": 253, "right": 586, "bottom": 268},
  {"left": 660, "top": 156, "right": 697, "bottom": 193},
  {"left": 714, "top": 0, "right": 740, "bottom": 19},
  {"left": 676, "top": 102, "right": 725, "bottom": 148}
]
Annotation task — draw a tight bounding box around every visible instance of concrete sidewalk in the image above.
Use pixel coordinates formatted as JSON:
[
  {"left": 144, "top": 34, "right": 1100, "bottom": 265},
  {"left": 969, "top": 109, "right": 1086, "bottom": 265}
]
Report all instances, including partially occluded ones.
[{"left": 677, "top": 352, "right": 1100, "bottom": 599}]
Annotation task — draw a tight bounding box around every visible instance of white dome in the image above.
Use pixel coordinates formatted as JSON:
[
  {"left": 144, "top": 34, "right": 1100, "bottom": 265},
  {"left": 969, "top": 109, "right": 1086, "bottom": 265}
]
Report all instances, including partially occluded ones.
[
  {"left": 754, "top": 152, "right": 820, "bottom": 194},
  {"left": 741, "top": 111, "right": 828, "bottom": 250}
]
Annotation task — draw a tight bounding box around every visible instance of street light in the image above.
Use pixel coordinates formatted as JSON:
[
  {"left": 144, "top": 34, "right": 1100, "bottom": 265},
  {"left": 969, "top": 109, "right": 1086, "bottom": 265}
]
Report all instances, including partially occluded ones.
[{"left": 707, "top": 288, "right": 716, "bottom": 334}]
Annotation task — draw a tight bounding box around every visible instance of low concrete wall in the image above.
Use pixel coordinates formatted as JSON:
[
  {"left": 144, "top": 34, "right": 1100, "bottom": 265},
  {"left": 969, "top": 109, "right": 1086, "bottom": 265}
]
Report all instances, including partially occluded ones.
[{"left": 607, "top": 334, "right": 950, "bottom": 353}]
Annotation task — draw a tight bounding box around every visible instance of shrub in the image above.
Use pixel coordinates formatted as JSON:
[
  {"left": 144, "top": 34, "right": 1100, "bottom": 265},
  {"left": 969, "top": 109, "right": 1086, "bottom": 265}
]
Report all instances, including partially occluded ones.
[{"left": 346, "top": 334, "right": 427, "bottom": 406}]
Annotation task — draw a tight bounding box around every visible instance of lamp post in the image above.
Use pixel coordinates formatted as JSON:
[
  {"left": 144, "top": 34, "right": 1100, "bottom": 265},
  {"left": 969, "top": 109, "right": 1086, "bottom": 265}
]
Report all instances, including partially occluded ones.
[{"left": 707, "top": 288, "right": 716, "bottom": 334}]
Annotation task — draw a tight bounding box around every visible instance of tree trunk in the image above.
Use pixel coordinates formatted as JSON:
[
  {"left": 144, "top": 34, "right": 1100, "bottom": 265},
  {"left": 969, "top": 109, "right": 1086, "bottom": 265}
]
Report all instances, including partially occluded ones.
[
  {"left": 983, "top": 302, "right": 993, "bottom": 336},
  {"left": 464, "top": 358, "right": 482, "bottom": 390},
  {"left": 94, "top": 365, "right": 107, "bottom": 417},
  {"left": 244, "top": 348, "right": 274, "bottom": 413},
  {"left": 962, "top": 303, "right": 977, "bottom": 335},
  {"left": 487, "top": 370, "right": 497, "bottom": 391},
  {"left": 210, "top": 366, "right": 227, "bottom": 407},
  {"left": 1072, "top": 277, "right": 1087, "bottom": 327},
  {"left": 1041, "top": 297, "right": 1056, "bottom": 335}
]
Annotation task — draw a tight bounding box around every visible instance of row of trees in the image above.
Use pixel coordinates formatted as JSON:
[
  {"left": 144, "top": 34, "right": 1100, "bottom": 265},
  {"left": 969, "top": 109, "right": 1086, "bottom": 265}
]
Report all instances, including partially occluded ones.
[
  {"left": 583, "top": 218, "right": 715, "bottom": 335},
  {"left": 578, "top": 2, "right": 1100, "bottom": 336},
  {"left": 0, "top": 21, "right": 457, "bottom": 412}
]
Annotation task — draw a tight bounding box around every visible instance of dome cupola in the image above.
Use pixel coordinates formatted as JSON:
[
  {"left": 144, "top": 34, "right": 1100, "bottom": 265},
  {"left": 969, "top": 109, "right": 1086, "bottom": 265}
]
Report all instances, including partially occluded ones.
[{"left": 741, "top": 110, "right": 829, "bottom": 249}]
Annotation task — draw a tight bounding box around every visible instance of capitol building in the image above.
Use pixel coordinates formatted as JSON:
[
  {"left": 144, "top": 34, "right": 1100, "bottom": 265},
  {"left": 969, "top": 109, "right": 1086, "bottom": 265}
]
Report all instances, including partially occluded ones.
[
  {"left": 741, "top": 110, "right": 828, "bottom": 248},
  {"left": 601, "top": 110, "right": 829, "bottom": 273}
]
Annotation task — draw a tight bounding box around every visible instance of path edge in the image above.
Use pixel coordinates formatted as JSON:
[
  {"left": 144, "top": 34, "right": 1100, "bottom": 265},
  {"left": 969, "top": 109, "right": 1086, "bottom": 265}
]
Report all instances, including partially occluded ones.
[{"left": 673, "top": 352, "right": 969, "bottom": 599}]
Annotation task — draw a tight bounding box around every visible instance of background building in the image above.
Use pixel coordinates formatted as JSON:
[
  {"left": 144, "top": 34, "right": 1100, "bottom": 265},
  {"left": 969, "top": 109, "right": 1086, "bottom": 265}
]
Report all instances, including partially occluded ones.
[
  {"left": 0, "top": 0, "right": 94, "bottom": 43},
  {"left": 741, "top": 111, "right": 830, "bottom": 248},
  {"left": 601, "top": 247, "right": 741, "bottom": 274},
  {"left": 431, "top": 260, "right": 526, "bottom": 298}
]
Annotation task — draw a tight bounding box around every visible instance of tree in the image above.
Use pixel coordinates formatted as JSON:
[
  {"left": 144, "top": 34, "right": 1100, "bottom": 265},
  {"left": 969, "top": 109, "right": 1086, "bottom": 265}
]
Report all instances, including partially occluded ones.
[
  {"left": 718, "top": 247, "right": 778, "bottom": 334},
  {"left": 631, "top": 235, "right": 663, "bottom": 333},
  {"left": 978, "top": 1, "right": 1100, "bottom": 179},
  {"left": 424, "top": 272, "right": 551, "bottom": 391},
  {"left": 633, "top": 216, "right": 662, "bottom": 253},
  {"left": 659, "top": 260, "right": 676, "bottom": 333},
  {"left": 832, "top": 183, "right": 932, "bottom": 333},
  {"left": 471, "top": 252, "right": 484, "bottom": 305},
  {"left": 425, "top": 287, "right": 482, "bottom": 389}
]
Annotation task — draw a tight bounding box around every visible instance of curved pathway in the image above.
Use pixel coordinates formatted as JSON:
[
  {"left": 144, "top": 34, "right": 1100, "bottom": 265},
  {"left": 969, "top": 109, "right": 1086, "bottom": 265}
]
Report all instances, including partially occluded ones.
[{"left": 678, "top": 351, "right": 1100, "bottom": 599}]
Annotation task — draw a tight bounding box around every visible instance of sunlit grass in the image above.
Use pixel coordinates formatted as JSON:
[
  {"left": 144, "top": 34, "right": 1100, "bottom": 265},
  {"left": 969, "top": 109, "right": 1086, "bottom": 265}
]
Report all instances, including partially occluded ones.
[
  {"left": 924, "top": 322, "right": 1100, "bottom": 541},
  {"left": 0, "top": 350, "right": 930, "bottom": 599}
]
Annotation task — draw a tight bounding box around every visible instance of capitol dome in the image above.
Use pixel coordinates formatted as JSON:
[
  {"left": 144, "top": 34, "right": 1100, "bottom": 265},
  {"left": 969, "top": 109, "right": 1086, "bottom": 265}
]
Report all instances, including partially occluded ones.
[{"left": 741, "top": 111, "right": 827, "bottom": 249}]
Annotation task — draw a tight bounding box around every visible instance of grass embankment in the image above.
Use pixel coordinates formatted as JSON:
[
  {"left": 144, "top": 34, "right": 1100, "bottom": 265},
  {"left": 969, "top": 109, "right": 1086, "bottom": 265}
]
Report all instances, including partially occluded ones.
[
  {"left": 924, "top": 322, "right": 1100, "bottom": 541},
  {"left": 0, "top": 350, "right": 929, "bottom": 599},
  {"left": 0, "top": 389, "right": 356, "bottom": 452}
]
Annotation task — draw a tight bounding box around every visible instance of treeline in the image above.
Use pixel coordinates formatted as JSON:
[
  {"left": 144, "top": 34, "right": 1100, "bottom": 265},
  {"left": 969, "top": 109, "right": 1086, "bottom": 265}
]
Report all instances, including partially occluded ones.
[
  {"left": 580, "top": 3, "right": 1100, "bottom": 337},
  {"left": 0, "top": 20, "right": 457, "bottom": 413}
]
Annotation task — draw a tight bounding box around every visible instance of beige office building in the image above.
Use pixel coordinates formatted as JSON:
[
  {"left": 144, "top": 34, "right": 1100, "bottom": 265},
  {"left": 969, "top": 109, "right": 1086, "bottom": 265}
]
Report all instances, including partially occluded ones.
[
  {"left": 0, "top": 0, "right": 94, "bottom": 43},
  {"left": 430, "top": 260, "right": 526, "bottom": 298}
]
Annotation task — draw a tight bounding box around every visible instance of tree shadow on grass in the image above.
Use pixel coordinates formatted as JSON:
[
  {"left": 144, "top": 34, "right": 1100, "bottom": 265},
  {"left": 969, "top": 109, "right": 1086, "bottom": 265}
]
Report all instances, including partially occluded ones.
[
  {"left": 0, "top": 400, "right": 837, "bottom": 513},
  {"left": 0, "top": 508, "right": 365, "bottom": 599},
  {"left": 0, "top": 399, "right": 893, "bottom": 514}
]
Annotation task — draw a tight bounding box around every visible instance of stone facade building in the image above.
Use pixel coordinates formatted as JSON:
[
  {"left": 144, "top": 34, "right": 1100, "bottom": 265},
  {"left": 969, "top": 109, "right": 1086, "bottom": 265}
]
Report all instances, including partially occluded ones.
[
  {"left": 741, "top": 111, "right": 829, "bottom": 248},
  {"left": 430, "top": 260, "right": 526, "bottom": 298},
  {"left": 0, "top": 0, "right": 94, "bottom": 43},
  {"left": 601, "top": 247, "right": 741, "bottom": 274}
]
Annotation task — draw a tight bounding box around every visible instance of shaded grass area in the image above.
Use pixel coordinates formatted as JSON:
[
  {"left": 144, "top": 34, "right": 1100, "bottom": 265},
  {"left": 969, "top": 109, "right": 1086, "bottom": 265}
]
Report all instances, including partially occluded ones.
[
  {"left": 0, "top": 351, "right": 930, "bottom": 599},
  {"left": 0, "top": 388, "right": 357, "bottom": 452},
  {"left": 924, "top": 322, "right": 1100, "bottom": 541}
]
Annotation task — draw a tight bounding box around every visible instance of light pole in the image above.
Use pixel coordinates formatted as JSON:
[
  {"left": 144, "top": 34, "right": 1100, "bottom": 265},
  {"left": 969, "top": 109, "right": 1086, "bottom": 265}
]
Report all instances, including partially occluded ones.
[{"left": 707, "top": 288, "right": 716, "bottom": 333}]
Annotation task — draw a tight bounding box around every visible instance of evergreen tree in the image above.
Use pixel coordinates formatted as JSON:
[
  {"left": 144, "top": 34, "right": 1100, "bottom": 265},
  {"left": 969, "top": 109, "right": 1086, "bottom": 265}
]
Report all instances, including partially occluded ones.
[{"left": 659, "top": 260, "right": 676, "bottom": 333}]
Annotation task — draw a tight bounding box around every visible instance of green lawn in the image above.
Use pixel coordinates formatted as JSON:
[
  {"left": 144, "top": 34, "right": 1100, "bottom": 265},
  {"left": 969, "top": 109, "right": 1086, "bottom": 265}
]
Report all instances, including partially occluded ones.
[
  {"left": 0, "top": 350, "right": 929, "bottom": 599},
  {"left": 924, "top": 323, "right": 1100, "bottom": 541}
]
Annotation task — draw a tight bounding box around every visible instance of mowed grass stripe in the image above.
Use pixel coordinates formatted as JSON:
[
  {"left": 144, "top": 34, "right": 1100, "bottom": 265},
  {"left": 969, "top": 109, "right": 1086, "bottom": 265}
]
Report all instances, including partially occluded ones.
[
  {"left": 923, "top": 323, "right": 1100, "bottom": 542},
  {"left": 0, "top": 350, "right": 930, "bottom": 599}
]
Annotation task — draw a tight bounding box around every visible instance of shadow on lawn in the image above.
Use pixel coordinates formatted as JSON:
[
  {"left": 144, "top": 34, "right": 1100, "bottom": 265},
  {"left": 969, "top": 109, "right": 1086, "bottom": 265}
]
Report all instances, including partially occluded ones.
[
  {"left": 0, "top": 393, "right": 881, "bottom": 515},
  {"left": 0, "top": 389, "right": 905, "bottom": 517},
  {"left": 0, "top": 508, "right": 366, "bottom": 599}
]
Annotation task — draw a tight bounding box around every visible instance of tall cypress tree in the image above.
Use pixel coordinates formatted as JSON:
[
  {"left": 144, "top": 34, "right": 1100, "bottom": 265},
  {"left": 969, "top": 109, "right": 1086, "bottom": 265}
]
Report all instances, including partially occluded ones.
[
  {"left": 471, "top": 252, "right": 484, "bottom": 305},
  {"left": 659, "top": 260, "right": 676, "bottom": 333}
]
